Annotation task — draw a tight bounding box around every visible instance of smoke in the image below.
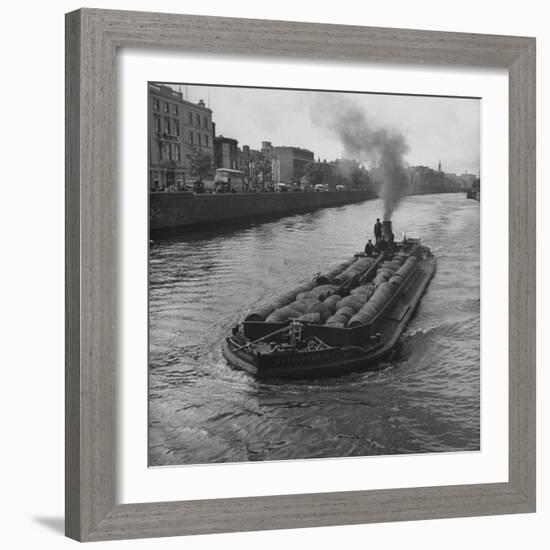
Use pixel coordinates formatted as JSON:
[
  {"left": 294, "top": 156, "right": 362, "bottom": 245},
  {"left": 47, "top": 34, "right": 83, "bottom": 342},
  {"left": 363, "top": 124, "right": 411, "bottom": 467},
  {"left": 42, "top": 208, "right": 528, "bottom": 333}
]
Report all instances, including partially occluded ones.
[{"left": 311, "top": 97, "right": 410, "bottom": 220}]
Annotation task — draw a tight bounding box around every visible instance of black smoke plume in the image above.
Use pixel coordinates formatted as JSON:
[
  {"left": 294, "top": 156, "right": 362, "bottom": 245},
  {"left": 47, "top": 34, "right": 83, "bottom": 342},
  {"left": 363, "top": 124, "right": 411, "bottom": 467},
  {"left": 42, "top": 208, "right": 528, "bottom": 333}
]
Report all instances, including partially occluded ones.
[{"left": 312, "top": 97, "right": 410, "bottom": 220}]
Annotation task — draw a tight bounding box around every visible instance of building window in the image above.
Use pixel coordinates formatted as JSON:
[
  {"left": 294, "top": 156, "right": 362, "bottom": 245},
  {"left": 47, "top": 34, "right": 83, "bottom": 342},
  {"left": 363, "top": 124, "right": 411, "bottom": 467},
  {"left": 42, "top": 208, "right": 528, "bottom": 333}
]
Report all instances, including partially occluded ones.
[
  {"left": 167, "top": 144, "right": 172, "bottom": 160},
  {"left": 205, "top": 135, "right": 209, "bottom": 147},
  {"left": 174, "top": 120, "right": 179, "bottom": 136},
  {"left": 188, "top": 112, "right": 193, "bottom": 124},
  {"left": 188, "top": 130, "right": 194, "bottom": 144},
  {"left": 154, "top": 116, "right": 161, "bottom": 133},
  {"left": 153, "top": 98, "right": 159, "bottom": 110},
  {"left": 175, "top": 145, "right": 181, "bottom": 161},
  {"left": 164, "top": 117, "right": 171, "bottom": 134},
  {"left": 203, "top": 115, "right": 207, "bottom": 128},
  {"left": 196, "top": 113, "right": 200, "bottom": 126},
  {"left": 198, "top": 133, "right": 202, "bottom": 146},
  {"left": 163, "top": 102, "right": 169, "bottom": 113},
  {"left": 173, "top": 104, "right": 178, "bottom": 115}
]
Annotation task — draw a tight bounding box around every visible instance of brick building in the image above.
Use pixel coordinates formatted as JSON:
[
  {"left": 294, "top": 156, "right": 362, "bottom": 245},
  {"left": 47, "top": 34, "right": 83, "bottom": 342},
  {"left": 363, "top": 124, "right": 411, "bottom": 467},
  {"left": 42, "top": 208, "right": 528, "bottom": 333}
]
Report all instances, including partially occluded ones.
[
  {"left": 148, "top": 83, "right": 214, "bottom": 190},
  {"left": 267, "top": 145, "right": 315, "bottom": 184},
  {"left": 408, "top": 164, "right": 445, "bottom": 192},
  {"left": 213, "top": 136, "right": 240, "bottom": 170}
]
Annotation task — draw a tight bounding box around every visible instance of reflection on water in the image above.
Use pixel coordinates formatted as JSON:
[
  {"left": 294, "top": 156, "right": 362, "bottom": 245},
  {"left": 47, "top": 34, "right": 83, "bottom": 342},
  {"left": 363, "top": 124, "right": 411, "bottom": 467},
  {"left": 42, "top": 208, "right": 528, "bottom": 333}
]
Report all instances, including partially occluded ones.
[{"left": 149, "top": 193, "right": 480, "bottom": 466}]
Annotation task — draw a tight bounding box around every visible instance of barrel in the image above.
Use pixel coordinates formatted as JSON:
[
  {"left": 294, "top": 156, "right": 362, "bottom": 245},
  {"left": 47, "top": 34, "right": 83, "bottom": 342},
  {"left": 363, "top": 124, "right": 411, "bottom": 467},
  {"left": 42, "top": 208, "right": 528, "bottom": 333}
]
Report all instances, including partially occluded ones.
[
  {"left": 304, "top": 300, "right": 332, "bottom": 322},
  {"left": 335, "top": 306, "right": 356, "bottom": 319},
  {"left": 368, "top": 283, "right": 393, "bottom": 307},
  {"left": 245, "top": 303, "right": 276, "bottom": 322},
  {"left": 311, "top": 284, "right": 338, "bottom": 300},
  {"left": 292, "top": 281, "right": 316, "bottom": 294},
  {"left": 288, "top": 300, "right": 313, "bottom": 314},
  {"left": 317, "top": 257, "right": 357, "bottom": 284},
  {"left": 395, "top": 256, "right": 418, "bottom": 280},
  {"left": 333, "top": 272, "right": 351, "bottom": 285},
  {"left": 349, "top": 309, "right": 376, "bottom": 326},
  {"left": 296, "top": 312, "right": 322, "bottom": 324},
  {"left": 373, "top": 274, "right": 389, "bottom": 286},
  {"left": 351, "top": 285, "right": 375, "bottom": 300},
  {"left": 265, "top": 305, "right": 301, "bottom": 323},
  {"left": 379, "top": 268, "right": 395, "bottom": 278},
  {"left": 323, "top": 294, "right": 341, "bottom": 312},
  {"left": 389, "top": 274, "right": 404, "bottom": 287},
  {"left": 271, "top": 291, "right": 298, "bottom": 309},
  {"left": 348, "top": 314, "right": 366, "bottom": 327},
  {"left": 297, "top": 285, "right": 336, "bottom": 301},
  {"left": 337, "top": 294, "right": 367, "bottom": 311},
  {"left": 325, "top": 313, "right": 349, "bottom": 326},
  {"left": 348, "top": 299, "right": 382, "bottom": 326},
  {"left": 373, "top": 281, "right": 393, "bottom": 296}
]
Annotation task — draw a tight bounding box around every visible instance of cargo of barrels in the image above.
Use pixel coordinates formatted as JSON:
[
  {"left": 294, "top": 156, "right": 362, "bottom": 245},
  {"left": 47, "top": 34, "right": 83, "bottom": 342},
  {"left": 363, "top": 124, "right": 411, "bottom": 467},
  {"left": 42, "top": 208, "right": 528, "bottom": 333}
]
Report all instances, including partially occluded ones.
[{"left": 245, "top": 252, "right": 419, "bottom": 328}]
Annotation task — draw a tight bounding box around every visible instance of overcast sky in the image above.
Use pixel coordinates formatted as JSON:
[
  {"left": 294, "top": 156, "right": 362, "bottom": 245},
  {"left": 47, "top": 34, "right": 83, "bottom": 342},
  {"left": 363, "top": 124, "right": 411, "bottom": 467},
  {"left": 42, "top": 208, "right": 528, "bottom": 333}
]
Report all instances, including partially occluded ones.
[{"left": 166, "top": 83, "right": 480, "bottom": 176}]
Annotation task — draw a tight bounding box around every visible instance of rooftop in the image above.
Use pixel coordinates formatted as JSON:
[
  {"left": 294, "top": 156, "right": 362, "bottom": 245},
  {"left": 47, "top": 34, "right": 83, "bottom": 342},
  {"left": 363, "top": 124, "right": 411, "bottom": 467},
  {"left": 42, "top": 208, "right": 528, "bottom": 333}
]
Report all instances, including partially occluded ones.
[{"left": 148, "top": 82, "right": 212, "bottom": 112}]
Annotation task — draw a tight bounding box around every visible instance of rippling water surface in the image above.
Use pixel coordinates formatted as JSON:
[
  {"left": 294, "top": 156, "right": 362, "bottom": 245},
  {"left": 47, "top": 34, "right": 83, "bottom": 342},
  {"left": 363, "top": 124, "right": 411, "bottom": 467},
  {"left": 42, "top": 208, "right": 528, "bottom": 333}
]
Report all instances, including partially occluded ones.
[{"left": 149, "top": 193, "right": 480, "bottom": 466}]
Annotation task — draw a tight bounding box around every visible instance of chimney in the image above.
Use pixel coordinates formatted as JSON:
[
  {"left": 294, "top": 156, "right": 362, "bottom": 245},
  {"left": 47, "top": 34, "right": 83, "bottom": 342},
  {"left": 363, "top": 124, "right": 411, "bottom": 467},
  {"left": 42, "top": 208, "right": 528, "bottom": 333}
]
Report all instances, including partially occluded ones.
[
  {"left": 198, "top": 99, "right": 205, "bottom": 107},
  {"left": 382, "top": 220, "right": 393, "bottom": 241}
]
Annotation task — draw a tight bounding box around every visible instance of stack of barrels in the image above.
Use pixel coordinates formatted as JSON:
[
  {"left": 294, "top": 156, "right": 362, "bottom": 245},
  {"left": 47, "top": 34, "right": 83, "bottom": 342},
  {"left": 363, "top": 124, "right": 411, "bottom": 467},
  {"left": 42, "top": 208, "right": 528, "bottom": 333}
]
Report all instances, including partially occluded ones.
[
  {"left": 324, "top": 292, "right": 371, "bottom": 328},
  {"left": 244, "top": 279, "right": 317, "bottom": 322},
  {"left": 348, "top": 255, "right": 418, "bottom": 327},
  {"left": 332, "top": 257, "right": 376, "bottom": 286},
  {"left": 244, "top": 253, "right": 419, "bottom": 328},
  {"left": 315, "top": 257, "right": 357, "bottom": 285},
  {"left": 245, "top": 255, "right": 366, "bottom": 322}
]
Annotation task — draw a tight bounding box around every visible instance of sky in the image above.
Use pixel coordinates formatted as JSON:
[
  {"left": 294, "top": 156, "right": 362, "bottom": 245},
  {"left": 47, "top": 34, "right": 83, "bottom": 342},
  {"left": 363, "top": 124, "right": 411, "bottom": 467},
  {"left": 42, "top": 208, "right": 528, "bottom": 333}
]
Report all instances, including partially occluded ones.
[{"left": 166, "top": 83, "right": 480, "bottom": 176}]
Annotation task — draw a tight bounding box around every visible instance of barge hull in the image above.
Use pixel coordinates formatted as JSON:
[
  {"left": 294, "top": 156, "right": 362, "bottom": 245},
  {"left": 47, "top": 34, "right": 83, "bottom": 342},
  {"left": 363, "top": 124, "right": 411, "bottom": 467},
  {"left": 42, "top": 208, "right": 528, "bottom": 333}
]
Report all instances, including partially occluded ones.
[{"left": 222, "top": 257, "right": 436, "bottom": 380}]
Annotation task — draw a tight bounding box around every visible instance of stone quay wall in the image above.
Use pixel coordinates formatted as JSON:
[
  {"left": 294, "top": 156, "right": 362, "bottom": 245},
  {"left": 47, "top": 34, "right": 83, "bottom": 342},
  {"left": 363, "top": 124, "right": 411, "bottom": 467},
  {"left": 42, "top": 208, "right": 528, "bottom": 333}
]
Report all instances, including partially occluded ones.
[{"left": 150, "top": 190, "right": 375, "bottom": 235}]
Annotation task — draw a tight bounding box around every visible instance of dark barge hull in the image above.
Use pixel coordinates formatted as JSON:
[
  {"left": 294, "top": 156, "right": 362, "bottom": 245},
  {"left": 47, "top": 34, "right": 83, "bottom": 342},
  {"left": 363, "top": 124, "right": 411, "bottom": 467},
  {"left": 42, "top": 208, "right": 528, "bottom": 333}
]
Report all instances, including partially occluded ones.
[{"left": 223, "top": 255, "right": 436, "bottom": 380}]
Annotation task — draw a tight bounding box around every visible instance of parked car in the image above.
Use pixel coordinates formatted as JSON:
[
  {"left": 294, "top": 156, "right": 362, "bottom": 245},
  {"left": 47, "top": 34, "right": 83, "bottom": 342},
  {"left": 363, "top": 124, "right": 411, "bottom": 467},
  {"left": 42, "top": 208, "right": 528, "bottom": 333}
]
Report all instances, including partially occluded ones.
[{"left": 276, "top": 182, "right": 289, "bottom": 192}]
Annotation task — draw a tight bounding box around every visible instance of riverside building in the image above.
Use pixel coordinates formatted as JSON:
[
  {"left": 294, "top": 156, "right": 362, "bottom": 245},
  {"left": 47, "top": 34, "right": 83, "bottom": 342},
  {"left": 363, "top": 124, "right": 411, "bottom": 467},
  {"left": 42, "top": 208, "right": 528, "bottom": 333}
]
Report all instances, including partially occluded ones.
[{"left": 148, "top": 83, "right": 214, "bottom": 190}]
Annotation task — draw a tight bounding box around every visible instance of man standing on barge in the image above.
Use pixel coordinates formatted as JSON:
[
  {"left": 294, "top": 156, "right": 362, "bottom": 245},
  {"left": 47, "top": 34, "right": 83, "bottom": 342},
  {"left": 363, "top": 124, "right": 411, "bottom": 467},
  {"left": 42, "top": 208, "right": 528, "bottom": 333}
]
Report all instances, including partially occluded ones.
[{"left": 364, "top": 239, "right": 374, "bottom": 256}]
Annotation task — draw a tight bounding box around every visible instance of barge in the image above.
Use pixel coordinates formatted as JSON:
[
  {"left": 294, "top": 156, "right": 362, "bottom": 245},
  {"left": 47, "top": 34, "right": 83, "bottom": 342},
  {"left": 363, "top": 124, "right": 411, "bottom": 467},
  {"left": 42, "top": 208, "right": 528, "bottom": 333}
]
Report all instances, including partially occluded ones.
[{"left": 222, "top": 220, "right": 436, "bottom": 379}]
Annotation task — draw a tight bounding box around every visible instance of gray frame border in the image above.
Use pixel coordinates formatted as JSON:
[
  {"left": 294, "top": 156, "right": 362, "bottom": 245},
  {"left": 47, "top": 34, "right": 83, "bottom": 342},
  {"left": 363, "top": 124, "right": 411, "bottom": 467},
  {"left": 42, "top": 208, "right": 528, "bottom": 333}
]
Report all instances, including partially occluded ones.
[{"left": 65, "top": 8, "right": 536, "bottom": 542}]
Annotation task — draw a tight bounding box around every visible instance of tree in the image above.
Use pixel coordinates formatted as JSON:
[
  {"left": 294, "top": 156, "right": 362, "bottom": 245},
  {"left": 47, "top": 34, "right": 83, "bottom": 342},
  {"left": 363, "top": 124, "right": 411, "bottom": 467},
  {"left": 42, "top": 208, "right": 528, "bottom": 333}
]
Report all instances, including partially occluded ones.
[
  {"left": 249, "top": 155, "right": 272, "bottom": 187},
  {"left": 351, "top": 167, "right": 373, "bottom": 192},
  {"left": 185, "top": 146, "right": 212, "bottom": 183},
  {"left": 304, "top": 162, "right": 325, "bottom": 187}
]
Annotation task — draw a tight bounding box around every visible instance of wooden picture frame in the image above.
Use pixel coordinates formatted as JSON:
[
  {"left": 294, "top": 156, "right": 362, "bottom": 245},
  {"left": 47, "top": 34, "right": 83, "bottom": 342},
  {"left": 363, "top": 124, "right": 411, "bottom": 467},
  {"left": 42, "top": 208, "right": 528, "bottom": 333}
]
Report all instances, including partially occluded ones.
[{"left": 65, "top": 8, "right": 536, "bottom": 542}]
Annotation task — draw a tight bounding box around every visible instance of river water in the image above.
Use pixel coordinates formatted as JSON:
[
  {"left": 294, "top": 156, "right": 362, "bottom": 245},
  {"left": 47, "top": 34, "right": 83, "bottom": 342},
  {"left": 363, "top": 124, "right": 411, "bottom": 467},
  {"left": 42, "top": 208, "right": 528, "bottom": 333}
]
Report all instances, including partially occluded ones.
[{"left": 149, "top": 193, "right": 480, "bottom": 466}]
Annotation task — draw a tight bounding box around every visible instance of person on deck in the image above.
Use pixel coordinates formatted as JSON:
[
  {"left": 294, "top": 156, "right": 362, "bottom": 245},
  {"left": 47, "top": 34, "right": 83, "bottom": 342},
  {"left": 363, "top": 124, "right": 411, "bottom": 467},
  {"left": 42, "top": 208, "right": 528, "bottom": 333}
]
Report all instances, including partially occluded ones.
[
  {"left": 374, "top": 218, "right": 383, "bottom": 245},
  {"left": 364, "top": 239, "right": 374, "bottom": 256}
]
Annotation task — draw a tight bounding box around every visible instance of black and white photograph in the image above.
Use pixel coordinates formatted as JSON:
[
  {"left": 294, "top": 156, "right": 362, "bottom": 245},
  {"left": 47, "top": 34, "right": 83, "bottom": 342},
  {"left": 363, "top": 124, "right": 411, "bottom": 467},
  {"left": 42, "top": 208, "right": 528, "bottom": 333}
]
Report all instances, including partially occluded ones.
[
  {"left": 2, "top": 0, "right": 544, "bottom": 546},
  {"left": 148, "top": 82, "right": 481, "bottom": 467}
]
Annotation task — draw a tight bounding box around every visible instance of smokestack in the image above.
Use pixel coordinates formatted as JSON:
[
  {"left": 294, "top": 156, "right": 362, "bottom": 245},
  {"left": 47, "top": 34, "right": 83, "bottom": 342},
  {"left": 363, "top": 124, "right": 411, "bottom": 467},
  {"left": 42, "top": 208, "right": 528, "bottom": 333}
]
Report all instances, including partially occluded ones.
[{"left": 383, "top": 220, "right": 393, "bottom": 241}]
